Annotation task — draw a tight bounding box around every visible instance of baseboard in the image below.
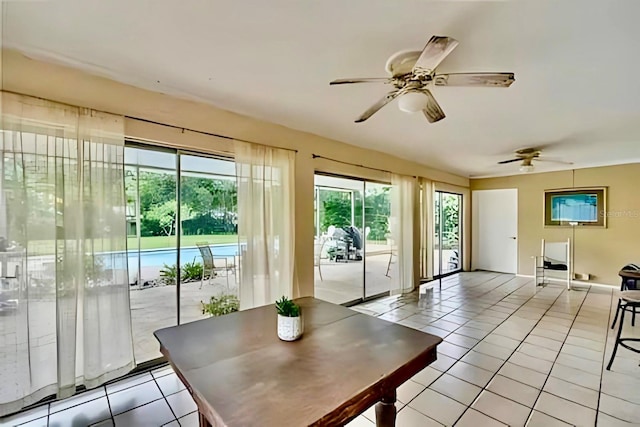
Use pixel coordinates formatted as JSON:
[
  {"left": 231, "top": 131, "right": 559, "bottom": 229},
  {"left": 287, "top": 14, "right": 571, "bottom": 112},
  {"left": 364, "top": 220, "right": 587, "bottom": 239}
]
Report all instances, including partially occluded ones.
[
  {"left": 569, "top": 280, "right": 615, "bottom": 289},
  {"left": 516, "top": 274, "right": 614, "bottom": 289}
]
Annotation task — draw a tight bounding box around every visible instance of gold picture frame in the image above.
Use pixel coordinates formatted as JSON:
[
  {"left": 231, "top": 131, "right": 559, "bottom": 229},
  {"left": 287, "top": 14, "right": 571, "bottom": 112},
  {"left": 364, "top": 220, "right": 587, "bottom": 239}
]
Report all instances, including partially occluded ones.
[{"left": 544, "top": 187, "right": 607, "bottom": 228}]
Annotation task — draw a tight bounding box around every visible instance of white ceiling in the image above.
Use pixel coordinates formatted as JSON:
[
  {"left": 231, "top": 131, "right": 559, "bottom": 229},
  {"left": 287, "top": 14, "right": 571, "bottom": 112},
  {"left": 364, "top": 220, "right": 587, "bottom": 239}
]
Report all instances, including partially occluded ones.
[{"left": 4, "top": 0, "right": 640, "bottom": 178}]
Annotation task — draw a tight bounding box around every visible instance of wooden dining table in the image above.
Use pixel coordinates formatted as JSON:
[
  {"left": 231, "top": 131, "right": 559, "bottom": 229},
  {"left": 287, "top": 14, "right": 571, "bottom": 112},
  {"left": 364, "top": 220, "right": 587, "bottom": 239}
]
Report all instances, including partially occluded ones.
[{"left": 154, "top": 297, "right": 441, "bottom": 427}]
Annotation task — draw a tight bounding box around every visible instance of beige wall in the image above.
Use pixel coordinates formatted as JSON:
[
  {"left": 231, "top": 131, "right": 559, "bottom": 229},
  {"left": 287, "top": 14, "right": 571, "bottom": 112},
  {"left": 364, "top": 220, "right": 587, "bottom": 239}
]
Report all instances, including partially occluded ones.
[
  {"left": 2, "top": 50, "right": 469, "bottom": 297},
  {"left": 471, "top": 164, "right": 640, "bottom": 286}
]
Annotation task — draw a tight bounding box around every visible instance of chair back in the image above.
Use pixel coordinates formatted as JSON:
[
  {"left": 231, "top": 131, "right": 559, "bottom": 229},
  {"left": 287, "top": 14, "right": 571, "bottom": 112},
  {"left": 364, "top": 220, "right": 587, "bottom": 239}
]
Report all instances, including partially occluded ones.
[
  {"left": 620, "top": 264, "right": 640, "bottom": 291},
  {"left": 196, "top": 243, "right": 214, "bottom": 269}
]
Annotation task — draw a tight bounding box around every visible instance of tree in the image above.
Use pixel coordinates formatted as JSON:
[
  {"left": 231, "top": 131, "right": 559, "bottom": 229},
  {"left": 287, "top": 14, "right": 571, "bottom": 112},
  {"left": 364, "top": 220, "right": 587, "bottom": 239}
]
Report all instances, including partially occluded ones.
[
  {"left": 440, "top": 195, "right": 460, "bottom": 249},
  {"left": 145, "top": 201, "right": 194, "bottom": 236},
  {"left": 319, "top": 190, "right": 352, "bottom": 231},
  {"left": 364, "top": 187, "right": 390, "bottom": 241}
]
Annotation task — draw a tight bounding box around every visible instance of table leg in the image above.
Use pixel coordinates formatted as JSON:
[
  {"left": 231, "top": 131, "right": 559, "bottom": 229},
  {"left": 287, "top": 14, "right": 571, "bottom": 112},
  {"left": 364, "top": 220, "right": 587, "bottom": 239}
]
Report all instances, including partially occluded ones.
[
  {"left": 375, "top": 390, "right": 397, "bottom": 427},
  {"left": 199, "top": 411, "right": 212, "bottom": 427}
]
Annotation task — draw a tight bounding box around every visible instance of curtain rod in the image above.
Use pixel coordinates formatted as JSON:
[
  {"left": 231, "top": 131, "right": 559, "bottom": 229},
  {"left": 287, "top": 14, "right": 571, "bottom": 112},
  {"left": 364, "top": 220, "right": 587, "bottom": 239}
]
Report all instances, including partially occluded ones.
[
  {"left": 0, "top": 90, "right": 298, "bottom": 153},
  {"left": 127, "top": 116, "right": 298, "bottom": 153},
  {"left": 312, "top": 154, "right": 417, "bottom": 178}
]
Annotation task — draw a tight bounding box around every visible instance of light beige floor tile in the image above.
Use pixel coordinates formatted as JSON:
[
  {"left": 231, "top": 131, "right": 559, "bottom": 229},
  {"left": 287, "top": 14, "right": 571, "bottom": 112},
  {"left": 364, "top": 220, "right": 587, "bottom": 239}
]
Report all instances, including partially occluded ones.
[
  {"left": 564, "top": 335, "right": 605, "bottom": 352},
  {"left": 481, "top": 334, "right": 521, "bottom": 351},
  {"left": 530, "top": 327, "right": 567, "bottom": 342},
  {"left": 444, "top": 333, "right": 480, "bottom": 349},
  {"left": 517, "top": 342, "right": 558, "bottom": 362},
  {"left": 498, "top": 362, "right": 547, "bottom": 389},
  {"left": 596, "top": 412, "right": 636, "bottom": 426},
  {"left": 409, "top": 389, "right": 466, "bottom": 426},
  {"left": 447, "top": 361, "right": 494, "bottom": 388},
  {"left": 554, "top": 353, "right": 602, "bottom": 373},
  {"left": 460, "top": 351, "right": 504, "bottom": 372},
  {"left": 471, "top": 391, "right": 530, "bottom": 427},
  {"left": 549, "top": 363, "right": 601, "bottom": 391},
  {"left": 395, "top": 406, "right": 443, "bottom": 427},
  {"left": 524, "top": 335, "right": 562, "bottom": 352},
  {"left": 560, "top": 343, "right": 603, "bottom": 362},
  {"left": 345, "top": 415, "right": 375, "bottom": 427},
  {"left": 599, "top": 393, "right": 640, "bottom": 424},
  {"left": 487, "top": 375, "right": 539, "bottom": 407},
  {"left": 438, "top": 342, "right": 470, "bottom": 359},
  {"left": 429, "top": 374, "right": 482, "bottom": 406},
  {"left": 542, "top": 376, "right": 599, "bottom": 409},
  {"left": 397, "top": 380, "right": 425, "bottom": 405},
  {"left": 533, "top": 392, "right": 596, "bottom": 426},
  {"left": 455, "top": 409, "right": 506, "bottom": 427},
  {"left": 411, "top": 366, "right": 442, "bottom": 386},
  {"left": 508, "top": 351, "right": 554, "bottom": 374},
  {"left": 525, "top": 410, "right": 572, "bottom": 426},
  {"left": 431, "top": 354, "right": 458, "bottom": 372},
  {"left": 472, "top": 341, "right": 513, "bottom": 360},
  {"left": 601, "top": 370, "right": 640, "bottom": 405}
]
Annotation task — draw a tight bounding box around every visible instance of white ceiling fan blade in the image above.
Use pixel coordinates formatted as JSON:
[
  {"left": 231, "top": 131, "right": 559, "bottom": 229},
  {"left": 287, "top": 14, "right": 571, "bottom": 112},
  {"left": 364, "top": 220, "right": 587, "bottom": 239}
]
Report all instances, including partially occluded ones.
[
  {"left": 434, "top": 72, "right": 515, "bottom": 87},
  {"left": 536, "top": 157, "right": 574, "bottom": 165},
  {"left": 412, "top": 36, "right": 459, "bottom": 76},
  {"left": 421, "top": 89, "right": 446, "bottom": 123},
  {"left": 330, "top": 78, "right": 392, "bottom": 85},
  {"left": 355, "top": 89, "right": 404, "bottom": 123}
]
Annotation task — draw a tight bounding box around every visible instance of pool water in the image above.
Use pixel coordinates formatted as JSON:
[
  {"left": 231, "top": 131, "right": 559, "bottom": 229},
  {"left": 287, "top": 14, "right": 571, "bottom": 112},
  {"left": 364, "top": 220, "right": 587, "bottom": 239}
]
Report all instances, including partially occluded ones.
[{"left": 126, "top": 243, "right": 239, "bottom": 283}]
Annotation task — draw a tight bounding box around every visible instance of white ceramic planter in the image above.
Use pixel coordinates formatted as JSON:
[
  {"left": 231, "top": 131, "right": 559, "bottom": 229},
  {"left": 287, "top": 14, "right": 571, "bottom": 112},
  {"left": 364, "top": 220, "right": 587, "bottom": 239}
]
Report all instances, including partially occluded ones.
[{"left": 277, "top": 314, "right": 303, "bottom": 341}]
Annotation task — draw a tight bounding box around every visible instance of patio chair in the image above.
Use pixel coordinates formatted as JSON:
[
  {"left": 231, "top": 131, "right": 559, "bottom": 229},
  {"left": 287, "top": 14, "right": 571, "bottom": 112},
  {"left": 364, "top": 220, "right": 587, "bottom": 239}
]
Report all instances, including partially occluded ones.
[
  {"left": 196, "top": 242, "right": 235, "bottom": 289},
  {"left": 610, "top": 264, "right": 640, "bottom": 329}
]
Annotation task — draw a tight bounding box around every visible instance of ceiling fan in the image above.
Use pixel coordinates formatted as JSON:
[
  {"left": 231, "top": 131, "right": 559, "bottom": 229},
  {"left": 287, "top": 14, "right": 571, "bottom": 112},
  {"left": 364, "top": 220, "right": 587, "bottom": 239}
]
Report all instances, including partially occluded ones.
[
  {"left": 498, "top": 148, "right": 573, "bottom": 173},
  {"left": 330, "top": 35, "right": 515, "bottom": 123}
]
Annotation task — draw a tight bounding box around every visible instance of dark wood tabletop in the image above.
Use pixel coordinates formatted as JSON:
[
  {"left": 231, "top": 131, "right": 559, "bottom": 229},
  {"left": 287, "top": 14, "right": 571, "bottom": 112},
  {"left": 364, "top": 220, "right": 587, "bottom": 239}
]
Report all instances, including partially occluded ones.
[{"left": 154, "top": 297, "right": 442, "bottom": 427}]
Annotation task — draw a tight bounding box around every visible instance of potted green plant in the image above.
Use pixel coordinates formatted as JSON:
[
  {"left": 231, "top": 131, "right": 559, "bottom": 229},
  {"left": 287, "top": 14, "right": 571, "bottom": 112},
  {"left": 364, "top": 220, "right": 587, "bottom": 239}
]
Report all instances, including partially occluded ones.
[{"left": 275, "top": 296, "right": 303, "bottom": 341}]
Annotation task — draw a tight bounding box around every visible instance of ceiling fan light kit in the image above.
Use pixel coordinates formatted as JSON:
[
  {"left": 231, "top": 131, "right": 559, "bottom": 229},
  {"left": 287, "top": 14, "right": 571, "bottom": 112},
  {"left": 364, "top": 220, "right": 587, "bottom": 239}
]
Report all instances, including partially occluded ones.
[
  {"left": 397, "top": 91, "right": 428, "bottom": 113},
  {"left": 330, "top": 35, "right": 515, "bottom": 123},
  {"left": 519, "top": 164, "right": 535, "bottom": 173}
]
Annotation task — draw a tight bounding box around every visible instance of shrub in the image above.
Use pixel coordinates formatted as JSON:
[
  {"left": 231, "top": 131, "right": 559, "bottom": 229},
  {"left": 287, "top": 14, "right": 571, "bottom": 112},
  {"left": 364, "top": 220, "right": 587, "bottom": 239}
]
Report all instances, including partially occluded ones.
[
  {"left": 159, "top": 263, "right": 178, "bottom": 285},
  {"left": 201, "top": 294, "right": 240, "bottom": 316},
  {"left": 182, "top": 259, "right": 203, "bottom": 282}
]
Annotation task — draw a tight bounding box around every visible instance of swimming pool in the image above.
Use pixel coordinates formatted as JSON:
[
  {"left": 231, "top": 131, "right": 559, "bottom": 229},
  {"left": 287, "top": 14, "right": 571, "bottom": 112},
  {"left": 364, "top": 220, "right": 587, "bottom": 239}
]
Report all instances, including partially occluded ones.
[{"left": 127, "top": 243, "right": 239, "bottom": 283}]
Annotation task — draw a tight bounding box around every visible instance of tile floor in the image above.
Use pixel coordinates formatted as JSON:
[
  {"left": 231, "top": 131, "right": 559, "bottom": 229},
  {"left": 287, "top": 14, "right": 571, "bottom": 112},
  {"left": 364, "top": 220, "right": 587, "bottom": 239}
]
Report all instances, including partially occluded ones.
[{"left": 2, "top": 272, "right": 639, "bottom": 426}]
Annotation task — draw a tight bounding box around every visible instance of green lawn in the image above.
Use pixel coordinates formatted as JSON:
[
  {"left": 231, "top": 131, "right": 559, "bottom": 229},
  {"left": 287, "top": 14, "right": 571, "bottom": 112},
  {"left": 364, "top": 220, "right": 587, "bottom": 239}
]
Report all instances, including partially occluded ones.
[{"left": 128, "top": 234, "right": 239, "bottom": 250}]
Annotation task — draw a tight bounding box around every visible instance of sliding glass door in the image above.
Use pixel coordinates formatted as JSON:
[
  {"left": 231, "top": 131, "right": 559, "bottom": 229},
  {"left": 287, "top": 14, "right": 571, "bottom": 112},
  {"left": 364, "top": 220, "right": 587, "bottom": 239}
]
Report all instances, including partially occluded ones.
[
  {"left": 125, "top": 148, "right": 178, "bottom": 363},
  {"left": 313, "top": 175, "right": 365, "bottom": 305},
  {"left": 125, "top": 145, "right": 238, "bottom": 363},
  {"left": 364, "top": 182, "right": 393, "bottom": 299},
  {"left": 434, "top": 191, "right": 462, "bottom": 277},
  {"left": 178, "top": 154, "right": 238, "bottom": 325},
  {"left": 313, "top": 174, "right": 394, "bottom": 305}
]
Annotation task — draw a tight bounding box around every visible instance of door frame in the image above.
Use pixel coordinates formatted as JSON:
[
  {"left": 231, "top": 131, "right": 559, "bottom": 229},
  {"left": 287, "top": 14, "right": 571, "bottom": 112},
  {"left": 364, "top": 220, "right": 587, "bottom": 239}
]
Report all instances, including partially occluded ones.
[
  {"left": 313, "top": 172, "right": 393, "bottom": 305},
  {"left": 433, "top": 190, "right": 463, "bottom": 279}
]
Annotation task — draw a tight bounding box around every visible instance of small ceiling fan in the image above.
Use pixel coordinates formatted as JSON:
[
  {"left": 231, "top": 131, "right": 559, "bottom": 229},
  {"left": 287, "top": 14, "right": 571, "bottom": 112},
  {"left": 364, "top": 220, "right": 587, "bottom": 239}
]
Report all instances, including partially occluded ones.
[
  {"left": 498, "top": 148, "right": 573, "bottom": 173},
  {"left": 330, "top": 35, "right": 515, "bottom": 123}
]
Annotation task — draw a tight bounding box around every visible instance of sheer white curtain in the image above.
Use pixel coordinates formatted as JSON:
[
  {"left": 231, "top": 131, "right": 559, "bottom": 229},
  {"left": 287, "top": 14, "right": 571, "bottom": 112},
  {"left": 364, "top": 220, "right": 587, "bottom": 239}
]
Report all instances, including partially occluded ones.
[
  {"left": 0, "top": 92, "right": 134, "bottom": 416},
  {"left": 235, "top": 141, "right": 295, "bottom": 310},
  {"left": 390, "top": 174, "right": 417, "bottom": 294},
  {"left": 420, "top": 178, "right": 434, "bottom": 280}
]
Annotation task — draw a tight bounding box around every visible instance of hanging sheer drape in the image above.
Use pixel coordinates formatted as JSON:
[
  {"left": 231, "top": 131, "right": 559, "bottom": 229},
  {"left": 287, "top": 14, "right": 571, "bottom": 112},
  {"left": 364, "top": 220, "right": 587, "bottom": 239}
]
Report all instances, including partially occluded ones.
[
  {"left": 419, "top": 178, "right": 434, "bottom": 280},
  {"left": 390, "top": 174, "right": 417, "bottom": 294},
  {"left": 0, "top": 92, "right": 134, "bottom": 416},
  {"left": 235, "top": 141, "right": 295, "bottom": 310}
]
